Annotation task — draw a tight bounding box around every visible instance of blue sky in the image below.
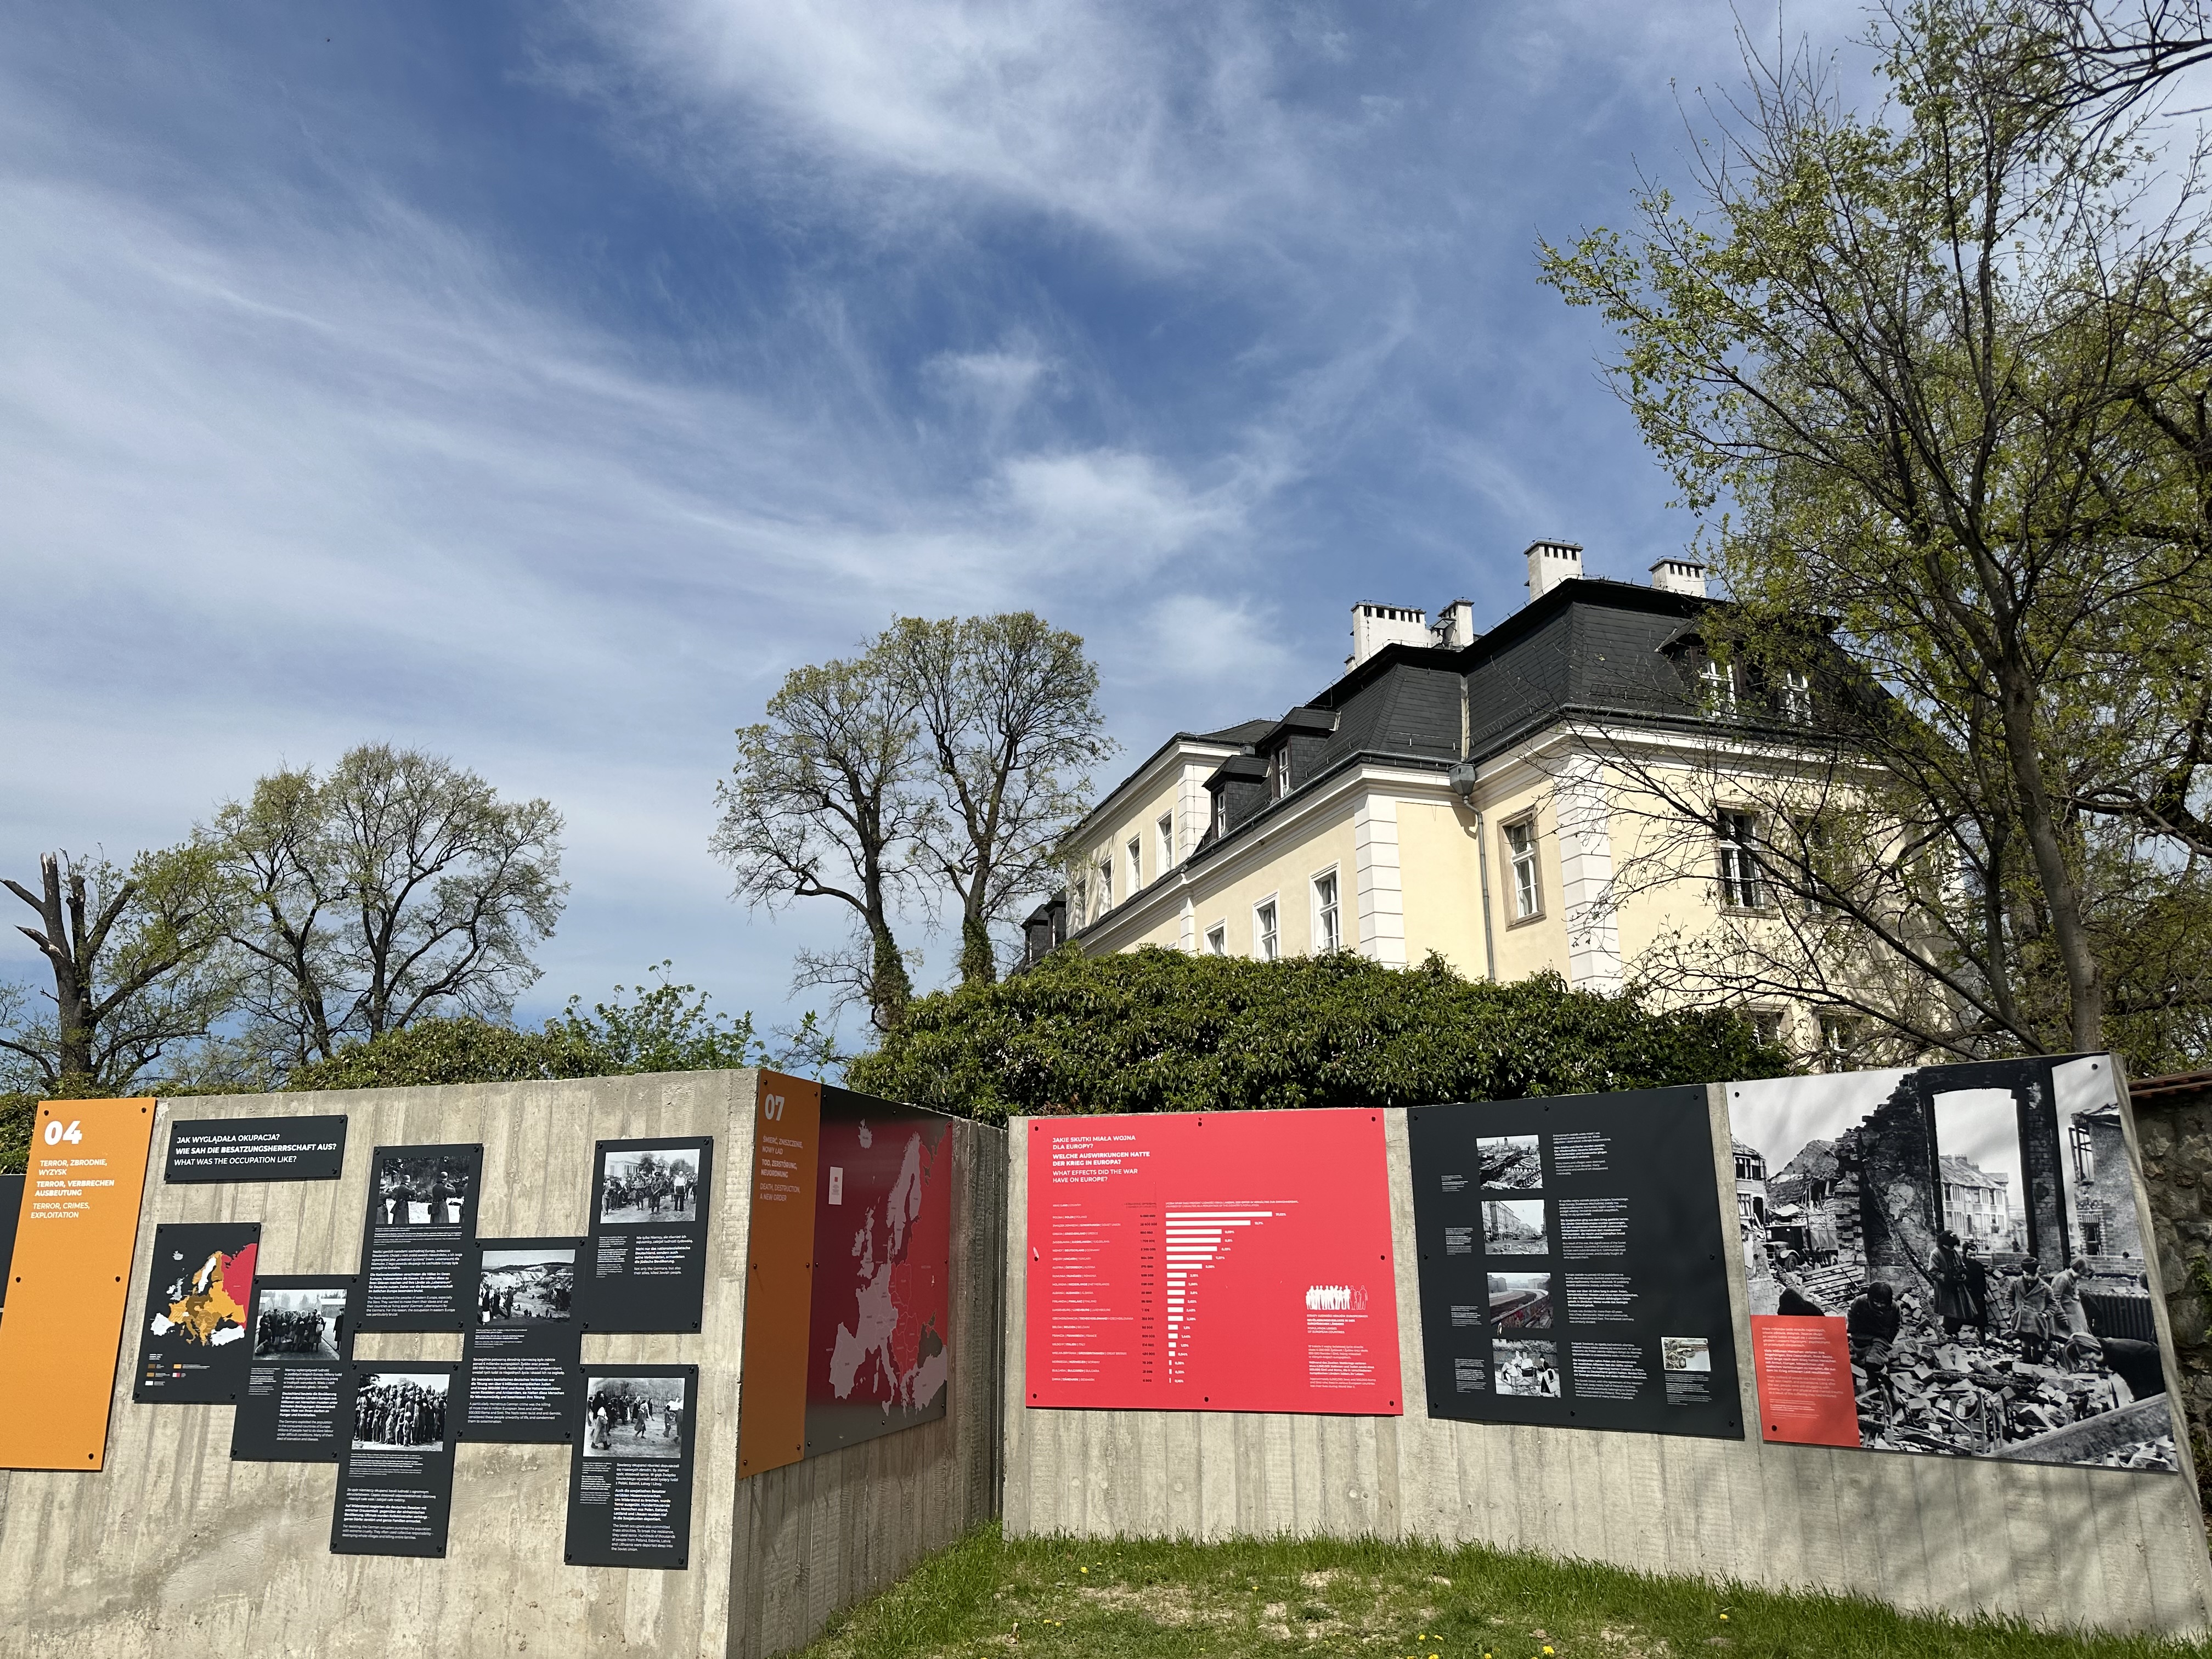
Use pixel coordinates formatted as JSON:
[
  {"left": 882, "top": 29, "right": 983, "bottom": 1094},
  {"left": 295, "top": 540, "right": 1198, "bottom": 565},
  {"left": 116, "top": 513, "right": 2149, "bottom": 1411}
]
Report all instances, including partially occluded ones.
[{"left": 1, "top": 1, "right": 1862, "bottom": 1042}]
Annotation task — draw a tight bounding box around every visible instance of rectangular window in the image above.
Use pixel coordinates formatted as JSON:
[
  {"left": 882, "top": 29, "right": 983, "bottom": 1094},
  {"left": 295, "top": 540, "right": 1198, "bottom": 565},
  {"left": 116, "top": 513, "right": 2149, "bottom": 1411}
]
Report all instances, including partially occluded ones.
[
  {"left": 1750, "top": 1009, "right": 1785, "bottom": 1049},
  {"left": 1071, "top": 875, "right": 1087, "bottom": 926},
  {"left": 1504, "top": 817, "right": 1541, "bottom": 919},
  {"left": 1782, "top": 669, "right": 1813, "bottom": 723},
  {"left": 1205, "top": 923, "right": 1226, "bottom": 956},
  {"left": 1127, "top": 836, "right": 1142, "bottom": 895},
  {"left": 1213, "top": 792, "right": 1227, "bottom": 839},
  {"left": 1717, "top": 810, "right": 1764, "bottom": 909},
  {"left": 1157, "top": 812, "right": 1175, "bottom": 873},
  {"left": 1700, "top": 656, "right": 1737, "bottom": 715},
  {"left": 1096, "top": 857, "right": 1112, "bottom": 916},
  {"left": 1313, "top": 870, "right": 1340, "bottom": 953},
  {"left": 1271, "top": 747, "right": 1290, "bottom": 800},
  {"left": 1254, "top": 898, "right": 1279, "bottom": 961},
  {"left": 1819, "top": 1014, "right": 1859, "bottom": 1073}
]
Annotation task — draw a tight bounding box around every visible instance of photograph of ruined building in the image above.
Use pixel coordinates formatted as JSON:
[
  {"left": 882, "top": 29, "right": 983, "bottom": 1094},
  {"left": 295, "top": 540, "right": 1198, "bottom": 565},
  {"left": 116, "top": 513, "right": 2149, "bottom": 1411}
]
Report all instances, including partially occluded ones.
[{"left": 1730, "top": 1056, "right": 2176, "bottom": 1472}]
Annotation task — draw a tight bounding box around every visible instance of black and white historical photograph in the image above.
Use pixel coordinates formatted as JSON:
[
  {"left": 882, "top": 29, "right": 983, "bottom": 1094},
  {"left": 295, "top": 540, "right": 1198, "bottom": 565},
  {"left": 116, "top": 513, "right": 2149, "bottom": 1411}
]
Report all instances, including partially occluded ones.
[
  {"left": 1662, "top": 1335, "right": 1712, "bottom": 1373},
  {"left": 374, "top": 1151, "right": 472, "bottom": 1227},
  {"left": 1477, "top": 1133, "right": 1542, "bottom": 1190},
  {"left": 478, "top": 1246, "right": 575, "bottom": 1323},
  {"left": 353, "top": 1372, "right": 450, "bottom": 1451},
  {"left": 598, "top": 1147, "right": 702, "bottom": 1224},
  {"left": 1482, "top": 1198, "right": 1548, "bottom": 1256},
  {"left": 1731, "top": 1056, "right": 2176, "bottom": 1471},
  {"left": 1493, "top": 1338, "right": 1560, "bottom": 1397},
  {"left": 1488, "top": 1270, "right": 1554, "bottom": 1331},
  {"left": 584, "top": 1374, "right": 686, "bottom": 1458},
  {"left": 256, "top": 1284, "right": 348, "bottom": 1359}
]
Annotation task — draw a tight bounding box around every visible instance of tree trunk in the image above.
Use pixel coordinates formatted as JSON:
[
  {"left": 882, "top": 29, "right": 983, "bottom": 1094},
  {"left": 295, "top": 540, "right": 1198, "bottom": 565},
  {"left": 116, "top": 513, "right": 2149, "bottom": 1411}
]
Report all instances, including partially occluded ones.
[
  {"left": 958, "top": 907, "right": 997, "bottom": 987},
  {"left": 1995, "top": 661, "right": 2105, "bottom": 1050},
  {"left": 5, "top": 855, "right": 98, "bottom": 1080},
  {"left": 867, "top": 912, "right": 911, "bottom": 1031}
]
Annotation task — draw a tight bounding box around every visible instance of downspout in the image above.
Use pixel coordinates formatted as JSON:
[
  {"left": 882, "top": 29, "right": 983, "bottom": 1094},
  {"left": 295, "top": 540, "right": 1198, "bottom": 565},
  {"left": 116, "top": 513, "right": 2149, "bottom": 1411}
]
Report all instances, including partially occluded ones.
[{"left": 1449, "top": 759, "right": 1497, "bottom": 983}]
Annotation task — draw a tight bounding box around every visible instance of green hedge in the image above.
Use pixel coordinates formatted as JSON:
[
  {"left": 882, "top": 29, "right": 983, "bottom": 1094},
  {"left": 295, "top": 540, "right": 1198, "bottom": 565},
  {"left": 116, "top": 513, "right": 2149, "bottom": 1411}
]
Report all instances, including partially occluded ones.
[{"left": 844, "top": 947, "right": 1792, "bottom": 1124}]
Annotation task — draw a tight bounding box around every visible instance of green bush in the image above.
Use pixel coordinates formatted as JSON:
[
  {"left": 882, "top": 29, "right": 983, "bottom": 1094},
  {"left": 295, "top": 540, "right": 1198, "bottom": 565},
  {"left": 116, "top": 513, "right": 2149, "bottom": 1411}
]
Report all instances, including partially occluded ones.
[
  {"left": 0, "top": 1093, "right": 34, "bottom": 1176},
  {"left": 844, "top": 947, "right": 1792, "bottom": 1124}
]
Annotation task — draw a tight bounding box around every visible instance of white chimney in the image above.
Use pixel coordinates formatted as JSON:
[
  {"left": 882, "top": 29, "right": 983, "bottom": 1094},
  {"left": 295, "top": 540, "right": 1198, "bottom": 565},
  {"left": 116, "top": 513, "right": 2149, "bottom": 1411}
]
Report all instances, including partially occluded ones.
[
  {"left": 1347, "top": 601, "right": 1430, "bottom": 668},
  {"left": 1429, "top": 599, "right": 1478, "bottom": 650},
  {"left": 1649, "top": 556, "right": 1709, "bottom": 597},
  {"left": 1525, "top": 539, "right": 1584, "bottom": 601}
]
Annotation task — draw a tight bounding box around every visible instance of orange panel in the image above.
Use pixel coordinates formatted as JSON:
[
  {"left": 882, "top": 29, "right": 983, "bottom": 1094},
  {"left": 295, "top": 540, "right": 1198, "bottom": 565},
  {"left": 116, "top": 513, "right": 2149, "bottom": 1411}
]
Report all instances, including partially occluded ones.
[
  {"left": 0, "top": 1098, "right": 157, "bottom": 1470},
  {"left": 736, "top": 1071, "right": 820, "bottom": 1478}
]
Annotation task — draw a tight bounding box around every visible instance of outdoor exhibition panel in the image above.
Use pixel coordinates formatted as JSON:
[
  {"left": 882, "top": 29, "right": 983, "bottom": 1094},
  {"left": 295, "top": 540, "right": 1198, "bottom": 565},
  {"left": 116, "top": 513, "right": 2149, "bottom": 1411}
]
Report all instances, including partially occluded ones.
[
  {"left": 1002, "top": 1065, "right": 2212, "bottom": 1637},
  {"left": 0, "top": 1069, "right": 1006, "bottom": 1659}
]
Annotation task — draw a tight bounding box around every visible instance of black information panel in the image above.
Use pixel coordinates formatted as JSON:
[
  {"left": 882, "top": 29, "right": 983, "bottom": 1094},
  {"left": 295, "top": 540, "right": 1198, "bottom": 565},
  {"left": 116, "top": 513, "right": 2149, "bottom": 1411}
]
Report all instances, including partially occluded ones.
[
  {"left": 166, "top": 1115, "right": 348, "bottom": 1183},
  {"left": 331, "top": 1361, "right": 465, "bottom": 1558},
  {"left": 357, "top": 1143, "right": 483, "bottom": 1330},
  {"left": 233, "top": 1274, "right": 359, "bottom": 1462},
  {"left": 461, "top": 1235, "right": 583, "bottom": 1443},
  {"left": 566, "top": 1364, "right": 698, "bottom": 1570},
  {"left": 134, "top": 1221, "right": 262, "bottom": 1403},
  {"left": 1409, "top": 1086, "right": 1743, "bottom": 1440},
  {"left": 579, "top": 1137, "right": 712, "bottom": 1334},
  {"left": 0, "top": 1172, "right": 20, "bottom": 1326}
]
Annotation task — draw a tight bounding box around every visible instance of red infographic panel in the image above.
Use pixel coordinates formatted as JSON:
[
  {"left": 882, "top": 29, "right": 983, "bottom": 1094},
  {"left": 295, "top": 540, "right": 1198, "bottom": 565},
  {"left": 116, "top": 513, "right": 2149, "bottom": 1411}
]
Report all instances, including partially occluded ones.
[
  {"left": 1025, "top": 1109, "right": 1401, "bottom": 1415},
  {"left": 1749, "top": 1315, "right": 1860, "bottom": 1448}
]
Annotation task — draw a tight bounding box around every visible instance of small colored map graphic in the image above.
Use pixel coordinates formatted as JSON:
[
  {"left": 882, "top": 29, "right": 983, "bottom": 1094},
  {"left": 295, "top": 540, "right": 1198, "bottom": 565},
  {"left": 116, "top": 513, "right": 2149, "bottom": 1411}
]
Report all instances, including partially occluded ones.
[{"left": 149, "top": 1242, "right": 257, "bottom": 1347}]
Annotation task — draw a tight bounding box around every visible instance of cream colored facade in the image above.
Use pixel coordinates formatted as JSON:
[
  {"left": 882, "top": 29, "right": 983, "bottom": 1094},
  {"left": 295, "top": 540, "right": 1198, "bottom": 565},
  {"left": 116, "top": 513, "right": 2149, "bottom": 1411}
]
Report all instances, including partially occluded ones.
[{"left": 1063, "top": 718, "right": 1843, "bottom": 1052}]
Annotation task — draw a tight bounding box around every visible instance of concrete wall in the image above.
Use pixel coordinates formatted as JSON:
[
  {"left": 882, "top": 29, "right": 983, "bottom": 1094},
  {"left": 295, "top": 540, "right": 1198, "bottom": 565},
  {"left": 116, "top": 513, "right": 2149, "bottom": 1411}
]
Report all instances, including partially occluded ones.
[
  {"left": 0, "top": 1070, "right": 1005, "bottom": 1659},
  {"left": 2129, "top": 1083, "right": 2212, "bottom": 1476},
  {"left": 1001, "top": 1091, "right": 2212, "bottom": 1637}
]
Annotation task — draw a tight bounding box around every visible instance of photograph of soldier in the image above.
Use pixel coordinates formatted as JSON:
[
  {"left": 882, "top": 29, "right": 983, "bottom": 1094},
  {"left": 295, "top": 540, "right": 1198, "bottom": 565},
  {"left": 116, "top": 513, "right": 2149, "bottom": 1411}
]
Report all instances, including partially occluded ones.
[
  {"left": 351, "top": 1372, "right": 449, "bottom": 1451},
  {"left": 477, "top": 1247, "right": 575, "bottom": 1323},
  {"left": 1482, "top": 1198, "right": 1548, "bottom": 1256},
  {"left": 1488, "top": 1270, "right": 1554, "bottom": 1331},
  {"left": 598, "top": 1148, "right": 702, "bottom": 1225},
  {"left": 1476, "top": 1134, "right": 1542, "bottom": 1191},
  {"left": 374, "top": 1152, "right": 472, "bottom": 1227},
  {"left": 255, "top": 1285, "right": 348, "bottom": 1360},
  {"left": 1493, "top": 1338, "right": 1560, "bottom": 1397},
  {"left": 583, "top": 1374, "right": 686, "bottom": 1459},
  {"left": 1731, "top": 1059, "right": 2177, "bottom": 1470}
]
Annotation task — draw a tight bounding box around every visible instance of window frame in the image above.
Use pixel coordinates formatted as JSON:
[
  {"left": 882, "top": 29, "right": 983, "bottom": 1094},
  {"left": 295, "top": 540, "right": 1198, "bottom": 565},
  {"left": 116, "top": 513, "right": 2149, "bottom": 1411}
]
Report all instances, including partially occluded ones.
[
  {"left": 1157, "top": 811, "right": 1175, "bottom": 873},
  {"left": 1253, "top": 893, "right": 1280, "bottom": 961},
  {"left": 1716, "top": 808, "right": 1768, "bottom": 911},
  {"left": 1699, "top": 654, "right": 1739, "bottom": 716},
  {"left": 1204, "top": 922, "right": 1227, "bottom": 956},
  {"left": 1311, "top": 866, "right": 1341, "bottom": 954},
  {"left": 1501, "top": 812, "right": 1544, "bottom": 924},
  {"left": 1781, "top": 668, "right": 1814, "bottom": 723},
  {"left": 1126, "top": 834, "right": 1143, "bottom": 896},
  {"left": 1748, "top": 1008, "right": 1786, "bottom": 1051},
  {"left": 1096, "top": 855, "right": 1113, "bottom": 916}
]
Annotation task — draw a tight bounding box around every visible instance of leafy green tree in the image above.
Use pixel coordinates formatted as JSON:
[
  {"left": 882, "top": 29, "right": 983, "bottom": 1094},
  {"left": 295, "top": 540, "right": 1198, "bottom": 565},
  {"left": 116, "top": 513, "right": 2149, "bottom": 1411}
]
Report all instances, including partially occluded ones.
[
  {"left": 845, "top": 947, "right": 1790, "bottom": 1125},
  {"left": 211, "top": 745, "right": 567, "bottom": 1068},
  {"left": 1539, "top": 0, "right": 2212, "bottom": 1057},
  {"left": 283, "top": 967, "right": 806, "bottom": 1091},
  {"left": 1, "top": 846, "right": 241, "bottom": 1094},
  {"left": 893, "top": 613, "right": 1114, "bottom": 987}
]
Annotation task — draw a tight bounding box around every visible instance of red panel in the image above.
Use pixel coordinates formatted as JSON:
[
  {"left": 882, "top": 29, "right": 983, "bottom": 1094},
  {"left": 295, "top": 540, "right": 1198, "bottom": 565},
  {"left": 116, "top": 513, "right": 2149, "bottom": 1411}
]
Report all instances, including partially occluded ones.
[
  {"left": 1750, "top": 1314, "right": 1861, "bottom": 1447},
  {"left": 1025, "top": 1110, "right": 1401, "bottom": 1415}
]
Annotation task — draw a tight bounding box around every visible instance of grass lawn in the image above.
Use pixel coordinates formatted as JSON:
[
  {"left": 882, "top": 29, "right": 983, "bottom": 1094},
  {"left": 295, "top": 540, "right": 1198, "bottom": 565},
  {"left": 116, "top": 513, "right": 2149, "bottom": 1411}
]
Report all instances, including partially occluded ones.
[{"left": 794, "top": 1523, "right": 2210, "bottom": 1658}]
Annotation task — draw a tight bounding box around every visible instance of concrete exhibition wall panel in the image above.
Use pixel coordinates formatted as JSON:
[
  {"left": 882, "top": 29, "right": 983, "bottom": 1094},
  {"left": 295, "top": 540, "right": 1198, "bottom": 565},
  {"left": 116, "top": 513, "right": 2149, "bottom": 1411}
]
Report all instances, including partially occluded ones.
[
  {"left": 1001, "top": 1068, "right": 2212, "bottom": 1638},
  {"left": 0, "top": 1069, "right": 1005, "bottom": 1659}
]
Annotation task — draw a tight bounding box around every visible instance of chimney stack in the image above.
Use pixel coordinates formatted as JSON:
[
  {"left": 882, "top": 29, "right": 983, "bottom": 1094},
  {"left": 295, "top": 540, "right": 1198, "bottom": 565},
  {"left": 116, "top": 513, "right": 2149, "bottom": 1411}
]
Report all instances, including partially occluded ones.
[
  {"left": 1525, "top": 539, "right": 1584, "bottom": 601},
  {"left": 1429, "top": 599, "right": 1478, "bottom": 650},
  {"left": 1649, "top": 556, "right": 1709, "bottom": 598},
  {"left": 1346, "top": 601, "right": 1431, "bottom": 668}
]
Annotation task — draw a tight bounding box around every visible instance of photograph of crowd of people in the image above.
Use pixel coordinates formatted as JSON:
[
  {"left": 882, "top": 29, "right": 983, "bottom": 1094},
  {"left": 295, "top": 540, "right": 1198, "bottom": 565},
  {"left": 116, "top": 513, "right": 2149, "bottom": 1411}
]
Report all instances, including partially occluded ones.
[
  {"left": 1661, "top": 1336, "right": 1712, "bottom": 1374},
  {"left": 1489, "top": 1271, "right": 1554, "bottom": 1331},
  {"left": 373, "top": 1154, "right": 472, "bottom": 1228},
  {"left": 1478, "top": 1134, "right": 1542, "bottom": 1191},
  {"left": 1732, "top": 1057, "right": 2176, "bottom": 1471},
  {"left": 477, "top": 1247, "right": 575, "bottom": 1323},
  {"left": 255, "top": 1285, "right": 347, "bottom": 1361},
  {"left": 352, "top": 1372, "right": 449, "bottom": 1451},
  {"left": 1494, "top": 1338, "right": 1560, "bottom": 1397},
  {"left": 598, "top": 1148, "right": 701, "bottom": 1225},
  {"left": 1483, "top": 1198, "right": 1548, "bottom": 1256},
  {"left": 584, "top": 1375, "right": 686, "bottom": 1459}
]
